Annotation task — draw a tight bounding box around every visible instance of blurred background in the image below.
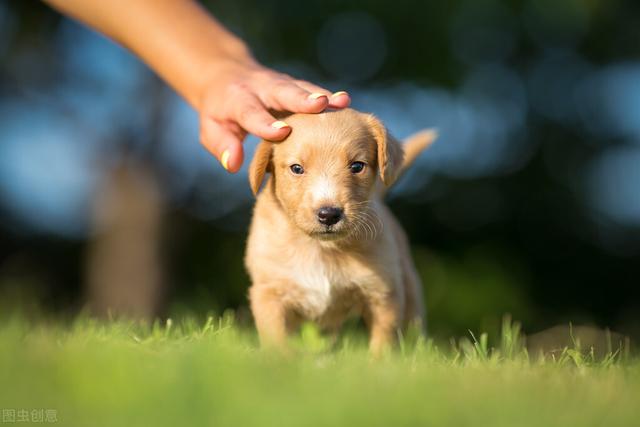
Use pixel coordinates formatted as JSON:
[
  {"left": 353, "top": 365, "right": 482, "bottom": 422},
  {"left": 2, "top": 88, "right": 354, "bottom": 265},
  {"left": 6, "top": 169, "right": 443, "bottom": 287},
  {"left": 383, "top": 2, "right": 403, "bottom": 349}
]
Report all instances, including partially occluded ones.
[{"left": 1, "top": 0, "right": 639, "bottom": 341}]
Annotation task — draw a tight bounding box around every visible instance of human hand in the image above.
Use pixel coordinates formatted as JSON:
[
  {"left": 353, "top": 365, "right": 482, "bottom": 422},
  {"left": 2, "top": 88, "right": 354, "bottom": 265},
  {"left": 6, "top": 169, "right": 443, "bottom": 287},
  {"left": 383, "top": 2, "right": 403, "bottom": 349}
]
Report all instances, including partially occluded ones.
[
  {"left": 198, "top": 62, "right": 351, "bottom": 173},
  {"left": 43, "top": 0, "right": 349, "bottom": 173}
]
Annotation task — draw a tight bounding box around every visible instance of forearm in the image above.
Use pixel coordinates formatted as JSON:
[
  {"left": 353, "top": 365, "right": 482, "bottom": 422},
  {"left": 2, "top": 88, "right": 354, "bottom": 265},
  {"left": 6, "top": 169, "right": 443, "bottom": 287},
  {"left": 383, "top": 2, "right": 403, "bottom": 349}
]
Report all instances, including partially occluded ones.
[{"left": 44, "top": 0, "right": 256, "bottom": 109}]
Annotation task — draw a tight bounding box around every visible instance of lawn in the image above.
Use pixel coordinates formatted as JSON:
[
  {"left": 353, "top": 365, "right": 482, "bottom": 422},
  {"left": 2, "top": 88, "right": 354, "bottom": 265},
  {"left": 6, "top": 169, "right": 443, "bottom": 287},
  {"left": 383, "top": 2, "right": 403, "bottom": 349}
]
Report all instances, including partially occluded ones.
[{"left": 0, "top": 314, "right": 638, "bottom": 427}]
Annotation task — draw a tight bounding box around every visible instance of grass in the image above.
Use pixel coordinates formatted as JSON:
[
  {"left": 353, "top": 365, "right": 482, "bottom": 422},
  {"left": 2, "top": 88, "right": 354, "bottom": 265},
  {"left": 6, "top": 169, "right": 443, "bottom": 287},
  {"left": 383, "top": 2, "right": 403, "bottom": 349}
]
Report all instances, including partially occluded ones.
[{"left": 0, "top": 314, "right": 638, "bottom": 427}]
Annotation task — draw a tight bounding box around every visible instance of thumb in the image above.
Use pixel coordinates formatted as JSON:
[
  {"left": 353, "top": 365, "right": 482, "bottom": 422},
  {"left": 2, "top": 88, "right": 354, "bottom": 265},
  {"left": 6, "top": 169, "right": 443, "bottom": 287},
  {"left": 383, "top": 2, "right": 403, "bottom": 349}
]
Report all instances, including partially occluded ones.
[{"left": 200, "top": 118, "right": 245, "bottom": 173}]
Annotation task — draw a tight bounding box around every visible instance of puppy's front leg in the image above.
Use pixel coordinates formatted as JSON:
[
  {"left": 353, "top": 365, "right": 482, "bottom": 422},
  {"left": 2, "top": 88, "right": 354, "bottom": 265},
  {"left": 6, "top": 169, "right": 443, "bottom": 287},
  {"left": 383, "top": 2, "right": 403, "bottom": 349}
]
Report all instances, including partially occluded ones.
[
  {"left": 365, "top": 294, "right": 400, "bottom": 356},
  {"left": 249, "top": 285, "right": 289, "bottom": 350}
]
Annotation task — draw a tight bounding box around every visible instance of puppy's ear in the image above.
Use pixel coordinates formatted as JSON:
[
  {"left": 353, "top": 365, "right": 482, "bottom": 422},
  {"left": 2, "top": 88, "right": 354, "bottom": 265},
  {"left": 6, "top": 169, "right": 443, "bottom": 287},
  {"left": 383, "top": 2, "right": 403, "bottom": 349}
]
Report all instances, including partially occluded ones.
[
  {"left": 366, "top": 115, "right": 404, "bottom": 186},
  {"left": 249, "top": 141, "right": 273, "bottom": 195}
]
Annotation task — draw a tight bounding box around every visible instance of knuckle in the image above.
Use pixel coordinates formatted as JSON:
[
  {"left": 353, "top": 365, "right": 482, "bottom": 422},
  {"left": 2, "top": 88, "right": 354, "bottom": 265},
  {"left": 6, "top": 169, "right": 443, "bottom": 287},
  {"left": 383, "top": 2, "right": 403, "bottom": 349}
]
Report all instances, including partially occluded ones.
[
  {"left": 226, "top": 81, "right": 250, "bottom": 97},
  {"left": 273, "top": 80, "right": 293, "bottom": 92},
  {"left": 237, "top": 105, "right": 263, "bottom": 124},
  {"left": 262, "top": 70, "right": 288, "bottom": 80}
]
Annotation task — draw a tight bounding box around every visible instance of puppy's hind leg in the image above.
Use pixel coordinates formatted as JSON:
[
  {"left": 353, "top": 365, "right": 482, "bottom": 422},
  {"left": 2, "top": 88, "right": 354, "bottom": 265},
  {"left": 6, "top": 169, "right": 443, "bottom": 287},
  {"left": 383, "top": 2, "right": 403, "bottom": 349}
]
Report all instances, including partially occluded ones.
[
  {"left": 364, "top": 294, "right": 400, "bottom": 356},
  {"left": 401, "top": 258, "right": 426, "bottom": 334}
]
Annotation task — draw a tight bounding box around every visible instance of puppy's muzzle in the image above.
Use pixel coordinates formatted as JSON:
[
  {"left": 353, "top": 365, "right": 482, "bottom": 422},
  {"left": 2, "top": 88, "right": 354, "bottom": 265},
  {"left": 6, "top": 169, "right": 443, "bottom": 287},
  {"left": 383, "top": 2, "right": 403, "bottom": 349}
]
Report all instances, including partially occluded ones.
[{"left": 317, "top": 206, "right": 343, "bottom": 226}]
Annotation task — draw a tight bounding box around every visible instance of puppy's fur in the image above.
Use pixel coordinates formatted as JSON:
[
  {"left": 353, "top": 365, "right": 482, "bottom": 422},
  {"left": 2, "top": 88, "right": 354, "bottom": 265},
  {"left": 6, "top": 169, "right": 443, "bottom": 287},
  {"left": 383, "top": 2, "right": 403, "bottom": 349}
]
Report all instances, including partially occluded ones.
[{"left": 245, "top": 109, "right": 436, "bottom": 353}]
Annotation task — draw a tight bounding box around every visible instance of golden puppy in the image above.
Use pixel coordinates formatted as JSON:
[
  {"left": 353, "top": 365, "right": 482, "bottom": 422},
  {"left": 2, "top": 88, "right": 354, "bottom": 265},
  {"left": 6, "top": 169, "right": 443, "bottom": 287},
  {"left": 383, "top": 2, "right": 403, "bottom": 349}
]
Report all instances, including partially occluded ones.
[{"left": 245, "top": 108, "right": 436, "bottom": 354}]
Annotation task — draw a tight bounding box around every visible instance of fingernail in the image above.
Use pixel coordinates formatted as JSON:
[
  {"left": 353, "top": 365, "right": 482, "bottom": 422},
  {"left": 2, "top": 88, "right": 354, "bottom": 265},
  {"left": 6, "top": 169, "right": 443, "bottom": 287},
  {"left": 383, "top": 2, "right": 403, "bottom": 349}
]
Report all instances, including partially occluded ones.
[
  {"left": 307, "top": 92, "right": 327, "bottom": 100},
  {"left": 331, "top": 91, "right": 349, "bottom": 98},
  {"left": 271, "top": 120, "right": 289, "bottom": 129},
  {"left": 221, "top": 150, "right": 230, "bottom": 170}
]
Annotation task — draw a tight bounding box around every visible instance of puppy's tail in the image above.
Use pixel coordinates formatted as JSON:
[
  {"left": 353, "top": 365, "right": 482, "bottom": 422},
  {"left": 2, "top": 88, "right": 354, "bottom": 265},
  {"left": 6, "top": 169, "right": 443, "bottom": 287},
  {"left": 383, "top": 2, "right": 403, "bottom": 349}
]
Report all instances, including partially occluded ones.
[
  {"left": 400, "top": 129, "right": 438, "bottom": 177},
  {"left": 378, "top": 129, "right": 437, "bottom": 197}
]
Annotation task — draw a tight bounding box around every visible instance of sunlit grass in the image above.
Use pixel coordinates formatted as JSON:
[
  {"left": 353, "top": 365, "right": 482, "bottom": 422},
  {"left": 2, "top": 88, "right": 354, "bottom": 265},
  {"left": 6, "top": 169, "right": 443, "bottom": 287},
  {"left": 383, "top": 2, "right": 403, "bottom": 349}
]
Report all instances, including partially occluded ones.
[{"left": 0, "top": 314, "right": 638, "bottom": 427}]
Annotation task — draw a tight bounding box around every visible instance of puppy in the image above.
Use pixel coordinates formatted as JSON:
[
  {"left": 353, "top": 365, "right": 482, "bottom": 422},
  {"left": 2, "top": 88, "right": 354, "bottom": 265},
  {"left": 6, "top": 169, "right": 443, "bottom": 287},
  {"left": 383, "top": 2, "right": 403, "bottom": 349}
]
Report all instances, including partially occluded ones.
[{"left": 245, "top": 109, "right": 436, "bottom": 354}]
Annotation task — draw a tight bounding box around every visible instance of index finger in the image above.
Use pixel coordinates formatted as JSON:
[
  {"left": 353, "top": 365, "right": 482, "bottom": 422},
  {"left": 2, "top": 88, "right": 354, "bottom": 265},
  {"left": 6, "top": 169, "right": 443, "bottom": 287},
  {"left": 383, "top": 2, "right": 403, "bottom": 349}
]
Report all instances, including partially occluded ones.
[{"left": 233, "top": 92, "right": 292, "bottom": 141}]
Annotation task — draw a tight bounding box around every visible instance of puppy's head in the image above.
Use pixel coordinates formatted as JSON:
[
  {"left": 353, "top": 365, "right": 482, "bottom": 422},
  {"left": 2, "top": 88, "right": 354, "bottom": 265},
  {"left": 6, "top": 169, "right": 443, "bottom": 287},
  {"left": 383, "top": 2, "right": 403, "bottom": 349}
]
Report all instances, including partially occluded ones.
[{"left": 249, "top": 109, "right": 403, "bottom": 241}]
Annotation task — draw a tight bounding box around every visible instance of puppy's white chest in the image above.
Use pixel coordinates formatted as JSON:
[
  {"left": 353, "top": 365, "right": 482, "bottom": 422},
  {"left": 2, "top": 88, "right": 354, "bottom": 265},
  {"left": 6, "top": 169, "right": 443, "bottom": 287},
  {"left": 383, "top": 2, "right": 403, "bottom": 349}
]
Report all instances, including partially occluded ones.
[{"left": 290, "top": 253, "right": 350, "bottom": 317}]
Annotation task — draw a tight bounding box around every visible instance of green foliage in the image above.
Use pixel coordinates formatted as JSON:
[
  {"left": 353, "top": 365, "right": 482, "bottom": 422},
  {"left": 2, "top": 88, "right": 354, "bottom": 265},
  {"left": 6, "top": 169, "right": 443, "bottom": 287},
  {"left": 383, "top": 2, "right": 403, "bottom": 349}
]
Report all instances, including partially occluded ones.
[
  {"left": 0, "top": 314, "right": 638, "bottom": 426},
  {"left": 414, "top": 246, "right": 533, "bottom": 338}
]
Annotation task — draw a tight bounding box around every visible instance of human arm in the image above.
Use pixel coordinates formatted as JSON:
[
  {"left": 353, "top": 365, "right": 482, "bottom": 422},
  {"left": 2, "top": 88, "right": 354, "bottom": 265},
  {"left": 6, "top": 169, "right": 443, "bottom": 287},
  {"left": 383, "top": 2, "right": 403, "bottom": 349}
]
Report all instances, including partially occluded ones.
[{"left": 43, "top": 0, "right": 350, "bottom": 172}]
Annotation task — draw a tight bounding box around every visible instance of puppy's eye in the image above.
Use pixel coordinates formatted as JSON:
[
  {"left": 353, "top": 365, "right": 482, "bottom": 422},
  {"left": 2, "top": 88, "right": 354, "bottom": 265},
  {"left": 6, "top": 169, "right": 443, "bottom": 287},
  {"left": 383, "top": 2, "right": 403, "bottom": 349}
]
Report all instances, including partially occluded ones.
[
  {"left": 349, "top": 161, "right": 366, "bottom": 174},
  {"left": 290, "top": 164, "right": 304, "bottom": 175}
]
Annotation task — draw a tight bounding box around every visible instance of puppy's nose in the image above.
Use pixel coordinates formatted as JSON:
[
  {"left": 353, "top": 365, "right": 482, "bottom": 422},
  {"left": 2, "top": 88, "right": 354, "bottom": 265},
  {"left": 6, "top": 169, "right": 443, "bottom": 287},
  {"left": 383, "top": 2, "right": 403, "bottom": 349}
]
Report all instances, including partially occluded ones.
[{"left": 317, "top": 206, "right": 343, "bottom": 226}]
